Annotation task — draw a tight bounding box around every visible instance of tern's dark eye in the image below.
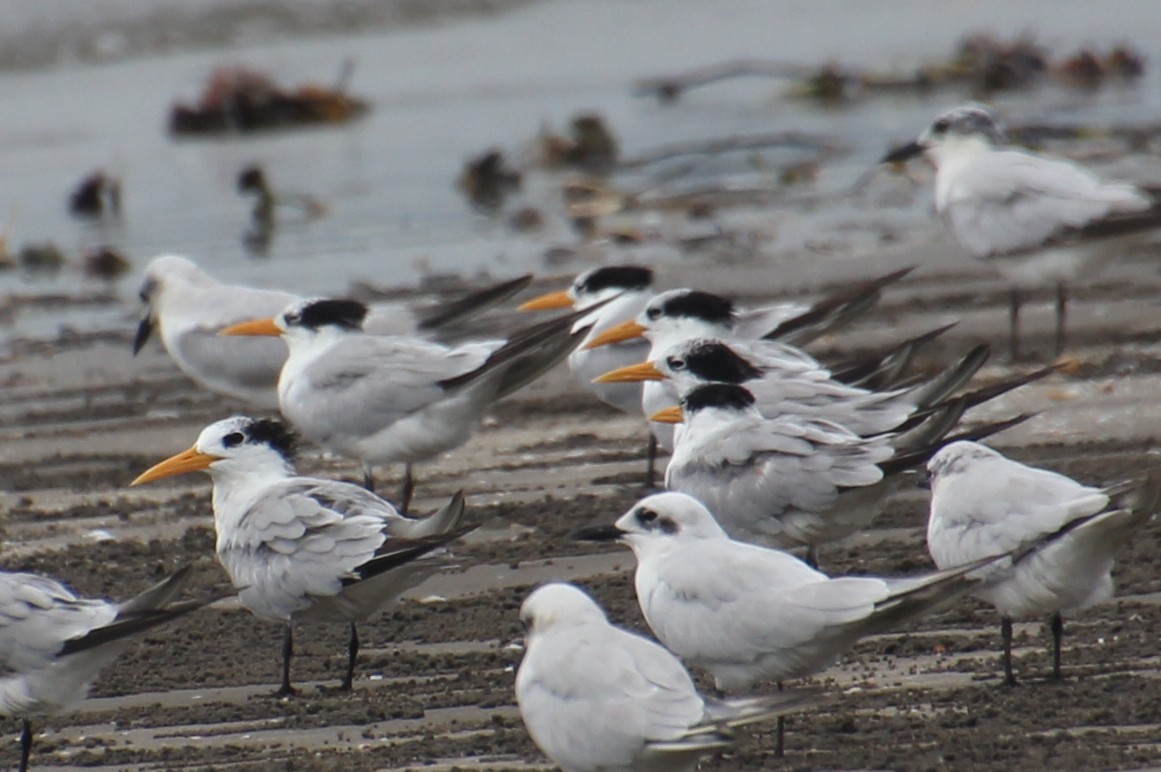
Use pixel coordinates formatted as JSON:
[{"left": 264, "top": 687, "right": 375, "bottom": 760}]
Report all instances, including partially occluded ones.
[
  {"left": 138, "top": 290, "right": 149, "bottom": 303},
  {"left": 666, "top": 356, "right": 686, "bottom": 371},
  {"left": 646, "top": 307, "right": 662, "bottom": 320},
  {"left": 283, "top": 312, "right": 300, "bottom": 326},
  {"left": 636, "top": 507, "right": 657, "bottom": 525},
  {"left": 222, "top": 432, "right": 245, "bottom": 448},
  {"left": 932, "top": 118, "right": 951, "bottom": 134}
]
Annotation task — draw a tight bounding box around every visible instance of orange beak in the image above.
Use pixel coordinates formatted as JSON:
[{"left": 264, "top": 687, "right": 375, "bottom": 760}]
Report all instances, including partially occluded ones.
[
  {"left": 593, "top": 361, "right": 665, "bottom": 384},
  {"left": 649, "top": 406, "right": 685, "bottom": 424},
  {"left": 130, "top": 447, "right": 217, "bottom": 486},
  {"left": 517, "top": 290, "right": 574, "bottom": 312},
  {"left": 219, "top": 318, "right": 281, "bottom": 337},
  {"left": 582, "top": 320, "right": 646, "bottom": 350}
]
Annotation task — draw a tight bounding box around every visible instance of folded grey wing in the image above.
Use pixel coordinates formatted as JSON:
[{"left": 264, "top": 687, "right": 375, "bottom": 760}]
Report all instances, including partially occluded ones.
[
  {"left": 171, "top": 327, "right": 287, "bottom": 397},
  {"left": 0, "top": 573, "right": 116, "bottom": 671},
  {"left": 945, "top": 151, "right": 1154, "bottom": 258}
]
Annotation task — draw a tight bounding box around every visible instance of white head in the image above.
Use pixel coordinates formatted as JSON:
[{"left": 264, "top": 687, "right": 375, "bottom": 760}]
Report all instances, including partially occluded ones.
[
  {"left": 926, "top": 440, "right": 1002, "bottom": 492},
  {"left": 520, "top": 582, "right": 609, "bottom": 640},
  {"left": 883, "top": 103, "right": 1006, "bottom": 167},
  {"left": 574, "top": 492, "right": 729, "bottom": 559},
  {"left": 133, "top": 255, "right": 217, "bottom": 354},
  {"left": 131, "top": 415, "right": 298, "bottom": 487},
  {"left": 639, "top": 289, "right": 739, "bottom": 342},
  {"left": 219, "top": 297, "right": 369, "bottom": 347}
]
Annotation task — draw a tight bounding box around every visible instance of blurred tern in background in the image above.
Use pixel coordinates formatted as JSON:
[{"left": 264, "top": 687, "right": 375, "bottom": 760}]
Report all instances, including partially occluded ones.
[
  {"left": 925, "top": 440, "right": 1161, "bottom": 685},
  {"left": 131, "top": 416, "right": 475, "bottom": 695},
  {"left": 516, "top": 582, "right": 815, "bottom": 772},
  {"left": 221, "top": 298, "right": 592, "bottom": 510},
  {"left": 882, "top": 103, "right": 1161, "bottom": 359},
  {"left": 574, "top": 492, "right": 998, "bottom": 755},
  {"left": 133, "top": 254, "right": 532, "bottom": 408},
  {"left": 0, "top": 566, "right": 204, "bottom": 772},
  {"left": 652, "top": 383, "right": 1030, "bottom": 565}
]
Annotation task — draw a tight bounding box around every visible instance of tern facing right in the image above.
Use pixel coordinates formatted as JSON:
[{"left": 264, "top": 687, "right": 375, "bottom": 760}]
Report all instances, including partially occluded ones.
[
  {"left": 515, "top": 582, "right": 814, "bottom": 772},
  {"left": 883, "top": 104, "right": 1161, "bottom": 358},
  {"left": 131, "top": 416, "right": 475, "bottom": 695},
  {"left": 0, "top": 566, "right": 204, "bottom": 772},
  {"left": 925, "top": 441, "right": 1161, "bottom": 685}
]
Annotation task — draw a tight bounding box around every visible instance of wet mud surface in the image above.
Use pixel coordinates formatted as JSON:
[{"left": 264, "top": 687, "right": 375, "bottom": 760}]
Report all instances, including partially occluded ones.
[{"left": 6, "top": 244, "right": 1161, "bottom": 771}]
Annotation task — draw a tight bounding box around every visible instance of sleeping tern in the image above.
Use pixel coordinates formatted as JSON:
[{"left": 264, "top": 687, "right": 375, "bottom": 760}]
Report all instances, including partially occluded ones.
[
  {"left": 0, "top": 566, "right": 204, "bottom": 772},
  {"left": 925, "top": 441, "right": 1161, "bottom": 684},
  {"left": 133, "top": 254, "right": 532, "bottom": 408},
  {"left": 883, "top": 103, "right": 1161, "bottom": 359},
  {"left": 516, "top": 582, "right": 815, "bottom": 772},
  {"left": 131, "top": 416, "right": 475, "bottom": 695},
  {"left": 220, "top": 298, "right": 592, "bottom": 510}
]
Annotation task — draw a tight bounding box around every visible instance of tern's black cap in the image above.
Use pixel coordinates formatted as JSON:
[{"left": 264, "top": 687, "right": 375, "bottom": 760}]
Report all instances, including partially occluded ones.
[
  {"left": 681, "top": 383, "right": 756, "bottom": 413},
  {"left": 292, "top": 299, "right": 369, "bottom": 331},
  {"left": 576, "top": 266, "right": 653, "bottom": 295},
  {"left": 676, "top": 340, "right": 763, "bottom": 383},
  {"left": 656, "top": 290, "right": 736, "bottom": 326},
  {"left": 243, "top": 417, "right": 299, "bottom": 461}
]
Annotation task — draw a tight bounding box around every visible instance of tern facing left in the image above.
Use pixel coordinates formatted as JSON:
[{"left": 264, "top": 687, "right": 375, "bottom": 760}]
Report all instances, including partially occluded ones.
[
  {"left": 0, "top": 566, "right": 205, "bottom": 772},
  {"left": 883, "top": 103, "right": 1161, "bottom": 358},
  {"left": 222, "top": 298, "right": 590, "bottom": 511},
  {"left": 926, "top": 441, "right": 1161, "bottom": 685},
  {"left": 515, "top": 582, "right": 814, "bottom": 772},
  {"left": 131, "top": 416, "right": 475, "bottom": 695}
]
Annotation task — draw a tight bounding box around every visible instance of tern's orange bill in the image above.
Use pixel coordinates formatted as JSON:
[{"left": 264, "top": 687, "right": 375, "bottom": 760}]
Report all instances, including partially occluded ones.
[
  {"left": 593, "top": 361, "right": 666, "bottom": 384},
  {"left": 648, "top": 406, "right": 684, "bottom": 424},
  {"left": 219, "top": 318, "right": 281, "bottom": 337},
  {"left": 582, "top": 320, "right": 646, "bottom": 350},
  {"left": 517, "top": 290, "right": 573, "bottom": 312},
  {"left": 130, "top": 447, "right": 216, "bottom": 486}
]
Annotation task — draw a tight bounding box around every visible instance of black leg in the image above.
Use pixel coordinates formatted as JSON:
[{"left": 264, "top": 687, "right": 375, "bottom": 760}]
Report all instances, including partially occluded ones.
[
  {"left": 1050, "top": 612, "right": 1064, "bottom": 681},
  {"left": 1054, "top": 283, "right": 1068, "bottom": 356},
  {"left": 1008, "top": 288, "right": 1022, "bottom": 362},
  {"left": 362, "top": 464, "right": 375, "bottom": 493},
  {"left": 643, "top": 432, "right": 658, "bottom": 488},
  {"left": 1001, "top": 616, "right": 1018, "bottom": 687},
  {"left": 774, "top": 681, "right": 786, "bottom": 758},
  {"left": 18, "top": 719, "right": 32, "bottom": 772},
  {"left": 399, "top": 465, "right": 414, "bottom": 514},
  {"left": 275, "top": 624, "right": 297, "bottom": 697},
  {"left": 340, "top": 623, "right": 359, "bottom": 691}
]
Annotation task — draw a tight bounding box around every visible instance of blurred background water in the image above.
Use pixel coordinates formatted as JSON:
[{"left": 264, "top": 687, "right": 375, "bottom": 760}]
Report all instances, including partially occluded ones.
[{"left": 0, "top": 0, "right": 1158, "bottom": 342}]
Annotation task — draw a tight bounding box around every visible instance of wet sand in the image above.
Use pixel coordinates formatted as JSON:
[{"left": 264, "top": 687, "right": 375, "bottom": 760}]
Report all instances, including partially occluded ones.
[{"left": 5, "top": 221, "right": 1161, "bottom": 771}]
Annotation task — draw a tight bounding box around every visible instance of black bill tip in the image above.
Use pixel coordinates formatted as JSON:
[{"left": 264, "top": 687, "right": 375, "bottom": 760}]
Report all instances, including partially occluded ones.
[
  {"left": 132, "top": 316, "right": 154, "bottom": 356},
  {"left": 570, "top": 524, "right": 626, "bottom": 542},
  {"left": 881, "top": 140, "right": 926, "bottom": 165}
]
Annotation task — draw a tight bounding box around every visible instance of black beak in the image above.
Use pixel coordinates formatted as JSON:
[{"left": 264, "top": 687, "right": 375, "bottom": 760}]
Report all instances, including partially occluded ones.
[
  {"left": 571, "top": 524, "right": 626, "bottom": 542},
  {"left": 880, "top": 140, "right": 926, "bottom": 165},
  {"left": 132, "top": 316, "right": 154, "bottom": 356}
]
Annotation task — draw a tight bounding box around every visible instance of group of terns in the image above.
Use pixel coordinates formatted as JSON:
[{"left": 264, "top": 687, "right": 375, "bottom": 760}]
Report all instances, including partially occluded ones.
[{"left": 5, "top": 101, "right": 1161, "bottom": 771}]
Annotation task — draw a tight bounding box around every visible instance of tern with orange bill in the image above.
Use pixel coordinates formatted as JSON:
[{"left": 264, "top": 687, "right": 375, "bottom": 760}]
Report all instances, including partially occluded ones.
[
  {"left": 131, "top": 416, "right": 475, "bottom": 695},
  {"left": 219, "top": 297, "right": 593, "bottom": 510}
]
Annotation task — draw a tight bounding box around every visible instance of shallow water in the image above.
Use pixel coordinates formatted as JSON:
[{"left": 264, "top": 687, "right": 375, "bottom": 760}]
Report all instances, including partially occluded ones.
[{"left": 0, "top": 0, "right": 1159, "bottom": 342}]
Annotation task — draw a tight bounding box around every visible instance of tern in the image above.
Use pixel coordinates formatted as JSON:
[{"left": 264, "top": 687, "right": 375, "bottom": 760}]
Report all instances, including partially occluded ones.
[
  {"left": 882, "top": 103, "right": 1161, "bottom": 359},
  {"left": 0, "top": 566, "right": 204, "bottom": 772},
  {"left": 516, "top": 582, "right": 815, "bottom": 772},
  {"left": 131, "top": 416, "right": 475, "bottom": 695},
  {"left": 133, "top": 254, "right": 532, "bottom": 408},
  {"left": 221, "top": 298, "right": 592, "bottom": 510},
  {"left": 925, "top": 440, "right": 1161, "bottom": 685}
]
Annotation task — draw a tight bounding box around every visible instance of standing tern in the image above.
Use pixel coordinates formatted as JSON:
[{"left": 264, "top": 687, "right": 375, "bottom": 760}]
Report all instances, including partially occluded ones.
[
  {"left": 0, "top": 566, "right": 204, "bottom": 772},
  {"left": 133, "top": 254, "right": 532, "bottom": 408},
  {"left": 221, "top": 298, "right": 593, "bottom": 510},
  {"left": 882, "top": 103, "right": 1161, "bottom": 359},
  {"left": 653, "top": 383, "right": 1031, "bottom": 564},
  {"left": 573, "top": 492, "right": 998, "bottom": 755},
  {"left": 925, "top": 441, "right": 1161, "bottom": 685},
  {"left": 131, "top": 416, "right": 475, "bottom": 695},
  {"left": 518, "top": 266, "right": 662, "bottom": 484},
  {"left": 515, "top": 582, "right": 815, "bottom": 772}
]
